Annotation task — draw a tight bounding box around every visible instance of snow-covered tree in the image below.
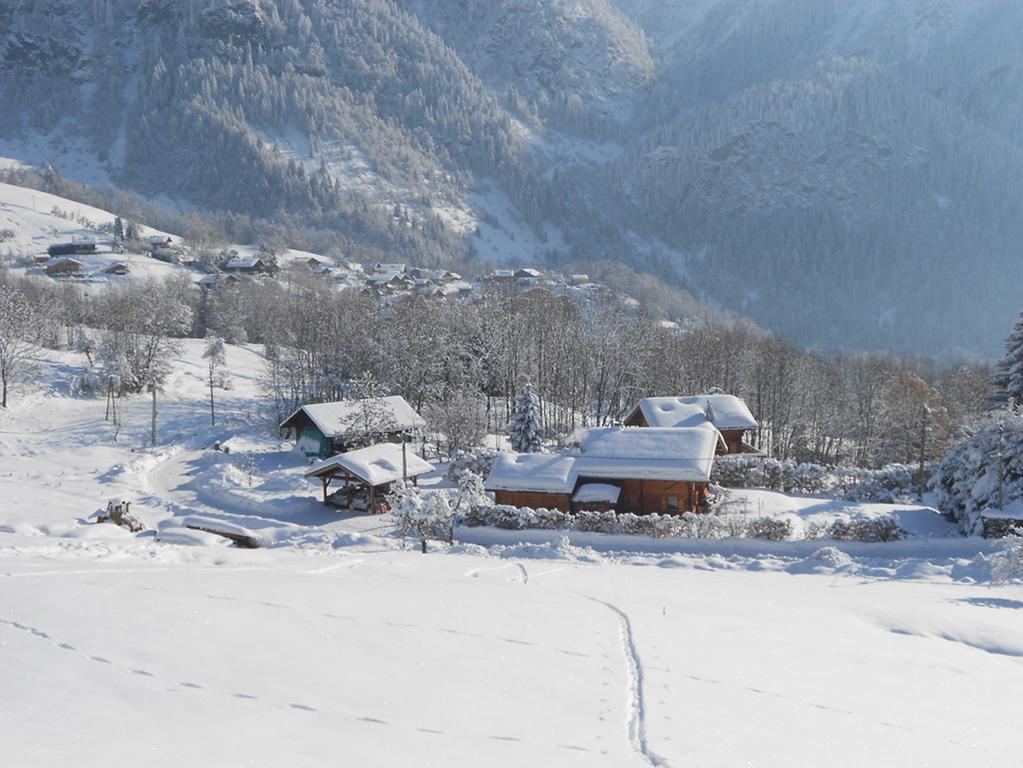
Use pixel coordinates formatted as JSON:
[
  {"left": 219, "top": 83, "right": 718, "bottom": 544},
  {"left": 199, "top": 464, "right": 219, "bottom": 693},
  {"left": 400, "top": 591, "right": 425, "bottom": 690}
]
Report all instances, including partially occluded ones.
[
  {"left": 932, "top": 408, "right": 1023, "bottom": 535},
  {"left": 388, "top": 482, "right": 453, "bottom": 551},
  {"left": 113, "top": 216, "right": 125, "bottom": 243},
  {"left": 0, "top": 284, "right": 37, "bottom": 407},
  {"left": 989, "top": 308, "right": 1023, "bottom": 409},
  {"left": 72, "top": 324, "right": 98, "bottom": 366},
  {"left": 509, "top": 381, "right": 543, "bottom": 453},
  {"left": 203, "top": 333, "right": 227, "bottom": 425}
]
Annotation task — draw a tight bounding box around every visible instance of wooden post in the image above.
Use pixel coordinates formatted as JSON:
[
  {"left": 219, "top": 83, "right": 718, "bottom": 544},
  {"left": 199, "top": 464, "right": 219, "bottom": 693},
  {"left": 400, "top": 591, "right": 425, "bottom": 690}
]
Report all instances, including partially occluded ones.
[
  {"left": 321, "top": 476, "right": 330, "bottom": 504},
  {"left": 151, "top": 383, "right": 157, "bottom": 448},
  {"left": 369, "top": 483, "right": 376, "bottom": 514}
]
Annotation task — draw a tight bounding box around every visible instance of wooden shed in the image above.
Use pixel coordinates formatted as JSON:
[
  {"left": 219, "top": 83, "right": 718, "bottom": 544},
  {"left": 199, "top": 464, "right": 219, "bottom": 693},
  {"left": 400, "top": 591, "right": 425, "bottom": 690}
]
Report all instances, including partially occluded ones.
[
  {"left": 304, "top": 443, "right": 434, "bottom": 512},
  {"left": 280, "top": 396, "right": 426, "bottom": 459}
]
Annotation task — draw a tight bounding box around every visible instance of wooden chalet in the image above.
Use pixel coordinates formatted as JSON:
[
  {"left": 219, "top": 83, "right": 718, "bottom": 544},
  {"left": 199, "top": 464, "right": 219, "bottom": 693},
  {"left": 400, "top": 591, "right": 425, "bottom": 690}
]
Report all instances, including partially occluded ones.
[
  {"left": 44, "top": 257, "right": 82, "bottom": 276},
  {"left": 485, "top": 426, "right": 724, "bottom": 515},
  {"left": 624, "top": 394, "right": 758, "bottom": 455},
  {"left": 305, "top": 443, "right": 434, "bottom": 512},
  {"left": 224, "top": 255, "right": 274, "bottom": 275},
  {"left": 280, "top": 395, "right": 426, "bottom": 459}
]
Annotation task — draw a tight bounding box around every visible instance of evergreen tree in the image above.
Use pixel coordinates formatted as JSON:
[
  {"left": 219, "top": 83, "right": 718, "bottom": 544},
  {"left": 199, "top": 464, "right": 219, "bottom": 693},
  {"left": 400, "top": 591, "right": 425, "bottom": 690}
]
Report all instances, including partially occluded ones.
[
  {"left": 113, "top": 216, "right": 125, "bottom": 243},
  {"left": 990, "top": 308, "right": 1023, "bottom": 409},
  {"left": 509, "top": 382, "right": 543, "bottom": 453}
]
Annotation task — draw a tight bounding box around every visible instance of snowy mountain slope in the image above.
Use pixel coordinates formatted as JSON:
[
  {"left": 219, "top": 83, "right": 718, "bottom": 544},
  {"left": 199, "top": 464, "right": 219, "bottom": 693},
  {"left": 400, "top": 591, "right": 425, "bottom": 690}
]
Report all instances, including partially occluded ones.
[
  {"left": 407, "top": 0, "right": 655, "bottom": 125},
  {"left": 3, "top": 0, "right": 1023, "bottom": 353}
]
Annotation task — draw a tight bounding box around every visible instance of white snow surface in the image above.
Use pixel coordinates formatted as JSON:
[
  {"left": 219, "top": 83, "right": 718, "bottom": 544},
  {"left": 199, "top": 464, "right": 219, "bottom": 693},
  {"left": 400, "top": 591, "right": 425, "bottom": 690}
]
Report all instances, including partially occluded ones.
[
  {"left": 282, "top": 396, "right": 426, "bottom": 438},
  {"left": 485, "top": 452, "right": 578, "bottom": 493},
  {"left": 578, "top": 425, "right": 721, "bottom": 481},
  {"left": 633, "top": 394, "right": 758, "bottom": 431},
  {"left": 572, "top": 483, "right": 622, "bottom": 503},
  {"left": 1, "top": 341, "right": 1021, "bottom": 766},
  {"left": 306, "top": 443, "right": 434, "bottom": 486}
]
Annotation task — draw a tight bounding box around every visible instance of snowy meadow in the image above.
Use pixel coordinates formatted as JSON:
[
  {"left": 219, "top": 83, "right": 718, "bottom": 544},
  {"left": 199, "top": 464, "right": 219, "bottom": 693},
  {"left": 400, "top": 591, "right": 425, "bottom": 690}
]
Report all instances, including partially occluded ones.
[{"left": 0, "top": 337, "right": 1021, "bottom": 767}]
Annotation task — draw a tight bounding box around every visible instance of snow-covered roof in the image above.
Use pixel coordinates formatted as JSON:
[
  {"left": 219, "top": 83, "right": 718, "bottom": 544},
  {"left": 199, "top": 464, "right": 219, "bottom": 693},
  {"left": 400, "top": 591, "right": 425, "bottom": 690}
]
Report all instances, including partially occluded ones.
[
  {"left": 224, "top": 256, "right": 265, "bottom": 270},
  {"left": 575, "top": 426, "right": 722, "bottom": 483},
  {"left": 281, "top": 396, "right": 426, "bottom": 438},
  {"left": 485, "top": 454, "right": 578, "bottom": 494},
  {"left": 572, "top": 483, "right": 621, "bottom": 504},
  {"left": 631, "top": 394, "right": 757, "bottom": 431},
  {"left": 305, "top": 443, "right": 434, "bottom": 487}
]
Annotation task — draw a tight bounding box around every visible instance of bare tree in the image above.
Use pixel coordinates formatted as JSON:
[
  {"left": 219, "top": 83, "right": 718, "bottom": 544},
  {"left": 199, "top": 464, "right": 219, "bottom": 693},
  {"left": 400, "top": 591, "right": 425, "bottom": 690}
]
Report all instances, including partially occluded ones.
[{"left": 0, "top": 284, "right": 36, "bottom": 408}]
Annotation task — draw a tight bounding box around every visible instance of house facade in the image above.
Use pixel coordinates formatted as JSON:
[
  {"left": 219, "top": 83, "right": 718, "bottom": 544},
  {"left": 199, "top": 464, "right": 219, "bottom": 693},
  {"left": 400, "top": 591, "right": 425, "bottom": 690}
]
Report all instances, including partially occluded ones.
[{"left": 485, "top": 426, "right": 724, "bottom": 515}]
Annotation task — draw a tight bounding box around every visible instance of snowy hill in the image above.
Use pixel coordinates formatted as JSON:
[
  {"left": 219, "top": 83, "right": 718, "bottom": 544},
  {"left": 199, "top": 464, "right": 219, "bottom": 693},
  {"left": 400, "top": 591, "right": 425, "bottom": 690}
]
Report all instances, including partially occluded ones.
[{"left": 1, "top": 341, "right": 1022, "bottom": 766}]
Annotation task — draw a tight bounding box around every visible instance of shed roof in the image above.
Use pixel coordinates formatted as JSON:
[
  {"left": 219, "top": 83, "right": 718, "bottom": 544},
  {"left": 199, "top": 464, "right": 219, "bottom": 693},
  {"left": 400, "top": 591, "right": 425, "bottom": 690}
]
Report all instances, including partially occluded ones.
[
  {"left": 576, "top": 426, "right": 722, "bottom": 483},
  {"left": 224, "top": 256, "right": 265, "bottom": 270},
  {"left": 280, "top": 396, "right": 426, "bottom": 438},
  {"left": 572, "top": 483, "right": 621, "bottom": 503},
  {"left": 630, "top": 394, "right": 757, "bottom": 431},
  {"left": 485, "top": 453, "right": 577, "bottom": 494},
  {"left": 305, "top": 443, "right": 434, "bottom": 487}
]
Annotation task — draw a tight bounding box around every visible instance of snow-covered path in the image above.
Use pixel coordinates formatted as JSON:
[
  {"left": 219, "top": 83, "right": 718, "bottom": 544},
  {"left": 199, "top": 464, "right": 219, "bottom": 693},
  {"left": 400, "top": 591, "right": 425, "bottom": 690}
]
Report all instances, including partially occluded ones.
[{"left": 2, "top": 542, "right": 1022, "bottom": 767}]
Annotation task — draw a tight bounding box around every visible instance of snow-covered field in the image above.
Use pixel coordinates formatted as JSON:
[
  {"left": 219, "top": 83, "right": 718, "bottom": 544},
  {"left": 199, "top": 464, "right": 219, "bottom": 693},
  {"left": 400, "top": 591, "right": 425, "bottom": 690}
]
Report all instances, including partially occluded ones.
[{"left": 2, "top": 341, "right": 1022, "bottom": 767}]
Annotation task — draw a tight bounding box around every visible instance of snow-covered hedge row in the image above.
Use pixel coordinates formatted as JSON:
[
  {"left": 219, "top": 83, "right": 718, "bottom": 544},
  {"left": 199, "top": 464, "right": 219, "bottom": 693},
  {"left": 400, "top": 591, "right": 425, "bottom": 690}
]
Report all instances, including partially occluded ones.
[
  {"left": 932, "top": 409, "right": 1023, "bottom": 535},
  {"left": 460, "top": 505, "right": 794, "bottom": 541},
  {"left": 460, "top": 504, "right": 906, "bottom": 542},
  {"left": 813, "top": 513, "right": 907, "bottom": 543},
  {"left": 446, "top": 446, "right": 499, "bottom": 481},
  {"left": 711, "top": 455, "right": 920, "bottom": 504}
]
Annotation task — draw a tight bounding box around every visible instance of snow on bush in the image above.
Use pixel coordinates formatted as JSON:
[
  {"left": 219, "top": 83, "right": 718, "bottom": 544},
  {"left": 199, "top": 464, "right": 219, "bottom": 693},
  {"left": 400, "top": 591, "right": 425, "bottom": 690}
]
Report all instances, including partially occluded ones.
[
  {"left": 992, "top": 536, "right": 1023, "bottom": 585},
  {"left": 827, "top": 513, "right": 907, "bottom": 543},
  {"left": 932, "top": 409, "right": 1023, "bottom": 535},
  {"left": 446, "top": 446, "right": 499, "bottom": 480},
  {"left": 712, "top": 455, "right": 919, "bottom": 503},
  {"left": 459, "top": 505, "right": 795, "bottom": 541},
  {"left": 388, "top": 482, "right": 455, "bottom": 544}
]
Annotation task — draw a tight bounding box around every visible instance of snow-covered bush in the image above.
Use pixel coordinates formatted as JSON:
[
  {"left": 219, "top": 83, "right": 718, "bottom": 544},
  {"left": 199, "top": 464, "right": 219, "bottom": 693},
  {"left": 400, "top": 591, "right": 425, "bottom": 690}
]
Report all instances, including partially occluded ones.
[
  {"left": 745, "top": 516, "right": 794, "bottom": 541},
  {"left": 932, "top": 409, "right": 1023, "bottom": 535},
  {"left": 446, "top": 447, "right": 499, "bottom": 480},
  {"left": 458, "top": 505, "right": 793, "bottom": 540},
  {"left": 389, "top": 482, "right": 453, "bottom": 543},
  {"left": 827, "top": 513, "right": 907, "bottom": 543},
  {"left": 840, "top": 464, "right": 916, "bottom": 504},
  {"left": 711, "top": 455, "right": 919, "bottom": 503},
  {"left": 572, "top": 509, "right": 619, "bottom": 533},
  {"left": 992, "top": 536, "right": 1023, "bottom": 585}
]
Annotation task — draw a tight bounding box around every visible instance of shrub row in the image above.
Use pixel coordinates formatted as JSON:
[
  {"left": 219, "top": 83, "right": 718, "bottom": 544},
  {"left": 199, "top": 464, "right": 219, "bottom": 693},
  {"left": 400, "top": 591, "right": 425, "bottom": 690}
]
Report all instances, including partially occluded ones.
[
  {"left": 460, "top": 505, "right": 794, "bottom": 541},
  {"left": 460, "top": 505, "right": 907, "bottom": 542},
  {"left": 711, "top": 455, "right": 923, "bottom": 504}
]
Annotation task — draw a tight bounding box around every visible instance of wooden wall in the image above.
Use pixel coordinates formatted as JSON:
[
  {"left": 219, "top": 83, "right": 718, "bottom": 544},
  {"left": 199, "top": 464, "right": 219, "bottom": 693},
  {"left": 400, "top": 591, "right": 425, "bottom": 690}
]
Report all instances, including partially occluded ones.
[
  {"left": 493, "top": 490, "right": 573, "bottom": 512},
  {"left": 494, "top": 482, "right": 710, "bottom": 516}
]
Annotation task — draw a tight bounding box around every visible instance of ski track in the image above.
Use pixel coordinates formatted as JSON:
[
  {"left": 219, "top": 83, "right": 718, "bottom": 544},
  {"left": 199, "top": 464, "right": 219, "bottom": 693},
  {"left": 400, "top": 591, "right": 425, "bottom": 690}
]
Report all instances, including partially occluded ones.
[{"left": 588, "top": 598, "right": 670, "bottom": 767}]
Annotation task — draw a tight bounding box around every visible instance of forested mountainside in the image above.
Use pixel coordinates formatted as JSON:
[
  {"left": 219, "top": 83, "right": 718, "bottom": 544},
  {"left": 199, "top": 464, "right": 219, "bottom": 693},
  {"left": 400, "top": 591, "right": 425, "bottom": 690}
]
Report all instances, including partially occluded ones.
[{"left": 2, "top": 0, "right": 1022, "bottom": 356}]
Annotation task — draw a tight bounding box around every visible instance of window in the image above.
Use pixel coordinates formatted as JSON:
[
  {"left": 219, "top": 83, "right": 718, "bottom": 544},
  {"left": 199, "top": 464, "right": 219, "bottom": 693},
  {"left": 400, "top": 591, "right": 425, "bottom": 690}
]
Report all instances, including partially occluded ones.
[{"left": 666, "top": 495, "right": 679, "bottom": 512}]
